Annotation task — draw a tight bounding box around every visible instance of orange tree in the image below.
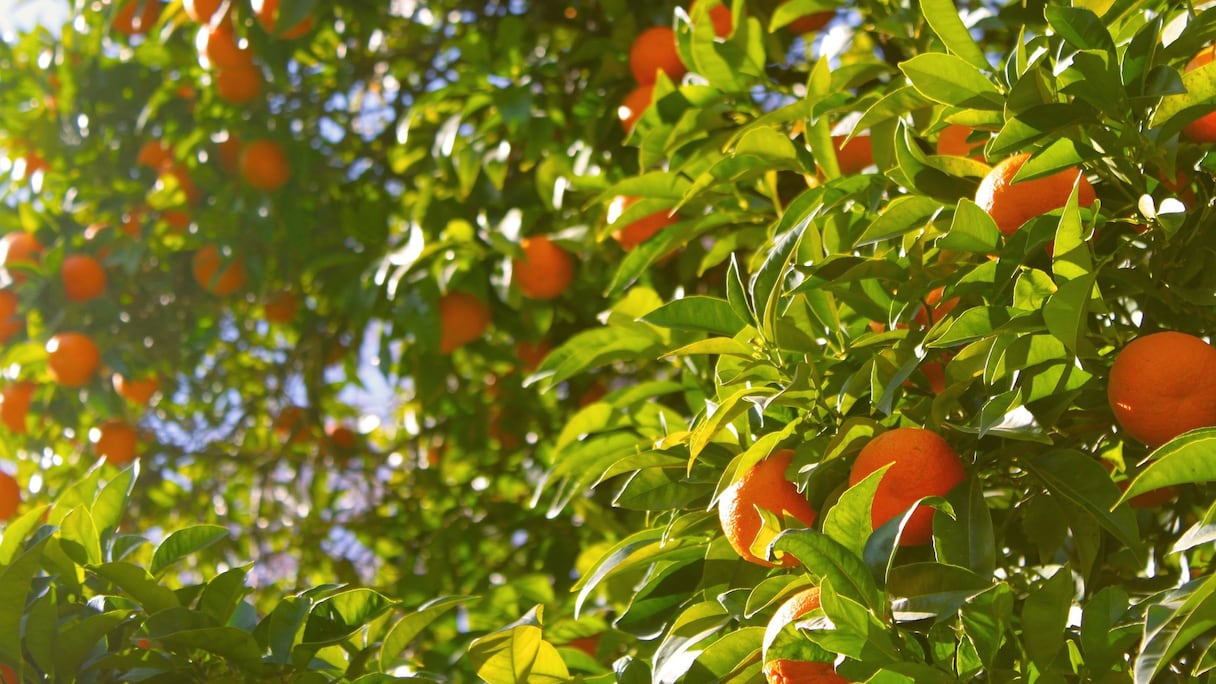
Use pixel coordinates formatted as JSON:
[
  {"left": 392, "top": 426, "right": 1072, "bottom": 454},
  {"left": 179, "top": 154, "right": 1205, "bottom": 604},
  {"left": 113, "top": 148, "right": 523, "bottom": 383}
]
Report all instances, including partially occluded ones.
[{"left": 4, "top": 0, "right": 1216, "bottom": 681}]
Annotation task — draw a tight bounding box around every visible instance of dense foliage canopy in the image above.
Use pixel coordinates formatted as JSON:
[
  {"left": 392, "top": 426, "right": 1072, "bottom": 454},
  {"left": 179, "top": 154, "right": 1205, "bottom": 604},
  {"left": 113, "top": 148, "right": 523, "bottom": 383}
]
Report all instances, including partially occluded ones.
[{"left": 4, "top": 0, "right": 1216, "bottom": 681}]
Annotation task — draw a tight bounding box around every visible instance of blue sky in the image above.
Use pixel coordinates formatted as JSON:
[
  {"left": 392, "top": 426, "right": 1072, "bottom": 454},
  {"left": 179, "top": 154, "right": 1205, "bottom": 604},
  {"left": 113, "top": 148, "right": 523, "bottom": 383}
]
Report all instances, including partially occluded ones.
[{"left": 0, "top": 0, "right": 67, "bottom": 35}]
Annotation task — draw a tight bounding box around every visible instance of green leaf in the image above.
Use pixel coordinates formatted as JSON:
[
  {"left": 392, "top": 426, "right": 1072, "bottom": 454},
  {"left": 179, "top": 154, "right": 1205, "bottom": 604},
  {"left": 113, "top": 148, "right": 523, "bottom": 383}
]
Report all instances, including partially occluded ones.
[
  {"left": 0, "top": 504, "right": 49, "bottom": 566},
  {"left": 380, "top": 596, "right": 474, "bottom": 670},
  {"left": 932, "top": 478, "right": 996, "bottom": 577},
  {"left": 751, "top": 217, "right": 810, "bottom": 338},
  {"left": 198, "top": 565, "right": 253, "bottom": 626},
  {"left": 772, "top": 528, "right": 884, "bottom": 612},
  {"left": 938, "top": 199, "right": 1000, "bottom": 254},
  {"left": 1120, "top": 428, "right": 1216, "bottom": 505},
  {"left": 1042, "top": 271, "right": 1099, "bottom": 356},
  {"left": 469, "top": 623, "right": 571, "bottom": 684},
  {"left": 1045, "top": 6, "right": 1114, "bottom": 52},
  {"left": 0, "top": 537, "right": 48, "bottom": 669},
  {"left": 92, "top": 463, "right": 137, "bottom": 541},
  {"left": 853, "top": 195, "right": 944, "bottom": 247},
  {"left": 1021, "top": 567, "right": 1075, "bottom": 667},
  {"left": 59, "top": 506, "right": 102, "bottom": 565},
  {"left": 822, "top": 466, "right": 886, "bottom": 558},
  {"left": 920, "top": 0, "right": 990, "bottom": 70},
  {"left": 1020, "top": 450, "right": 1142, "bottom": 554},
  {"left": 899, "top": 53, "right": 1003, "bottom": 109},
  {"left": 1080, "top": 586, "right": 1138, "bottom": 671},
  {"left": 160, "top": 626, "right": 266, "bottom": 674},
  {"left": 643, "top": 296, "right": 747, "bottom": 336},
  {"left": 149, "top": 524, "right": 229, "bottom": 577},
  {"left": 1137, "top": 577, "right": 1216, "bottom": 683},
  {"left": 886, "top": 562, "right": 993, "bottom": 620},
  {"left": 88, "top": 562, "right": 181, "bottom": 613},
  {"left": 58, "top": 610, "right": 134, "bottom": 675},
  {"left": 303, "top": 588, "right": 396, "bottom": 645},
  {"left": 684, "top": 626, "right": 763, "bottom": 679}
]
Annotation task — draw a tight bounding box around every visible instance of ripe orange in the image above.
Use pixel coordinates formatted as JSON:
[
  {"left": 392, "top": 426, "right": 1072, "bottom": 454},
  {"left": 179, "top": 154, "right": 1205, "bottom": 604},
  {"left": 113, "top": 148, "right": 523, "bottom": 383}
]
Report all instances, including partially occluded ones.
[
  {"left": 274, "top": 406, "right": 312, "bottom": 444},
  {"left": 253, "top": 0, "right": 314, "bottom": 39},
  {"left": 832, "top": 135, "right": 873, "bottom": 175},
  {"left": 690, "top": 0, "right": 733, "bottom": 37},
  {"left": 629, "top": 26, "right": 686, "bottom": 85},
  {"left": 568, "top": 635, "right": 599, "bottom": 658},
  {"left": 911, "top": 286, "right": 959, "bottom": 327},
  {"left": 763, "top": 586, "right": 851, "bottom": 684},
  {"left": 438, "top": 292, "right": 491, "bottom": 354},
  {"left": 183, "top": 0, "right": 224, "bottom": 23},
  {"left": 515, "top": 339, "right": 551, "bottom": 372},
  {"left": 718, "top": 449, "right": 817, "bottom": 567},
  {"left": 0, "top": 381, "right": 35, "bottom": 434},
  {"left": 192, "top": 245, "right": 247, "bottom": 296},
  {"left": 239, "top": 139, "right": 291, "bottom": 192},
  {"left": 198, "top": 23, "right": 253, "bottom": 69},
  {"left": 0, "top": 471, "right": 19, "bottom": 521},
  {"left": 113, "top": 373, "right": 159, "bottom": 405},
  {"left": 113, "top": 0, "right": 161, "bottom": 36},
  {"left": 136, "top": 140, "right": 173, "bottom": 170},
  {"left": 93, "top": 420, "right": 138, "bottom": 465},
  {"left": 975, "top": 152, "right": 1096, "bottom": 236},
  {"left": 513, "top": 236, "right": 575, "bottom": 300},
  {"left": 1107, "top": 331, "right": 1216, "bottom": 447},
  {"left": 0, "top": 290, "right": 23, "bottom": 342},
  {"left": 935, "top": 124, "right": 986, "bottom": 159},
  {"left": 263, "top": 290, "right": 299, "bottom": 323},
  {"left": 783, "top": 2, "right": 833, "bottom": 34},
  {"left": 159, "top": 209, "right": 191, "bottom": 233},
  {"left": 618, "top": 84, "right": 654, "bottom": 132},
  {"left": 848, "top": 427, "right": 966, "bottom": 546},
  {"left": 46, "top": 332, "right": 101, "bottom": 387},
  {"left": 215, "top": 132, "right": 242, "bottom": 172},
  {"left": 1183, "top": 46, "right": 1216, "bottom": 142},
  {"left": 609, "top": 196, "right": 677, "bottom": 251},
  {"left": 61, "top": 255, "right": 108, "bottom": 302},
  {"left": 325, "top": 422, "right": 357, "bottom": 449},
  {"left": 0, "top": 231, "right": 43, "bottom": 283},
  {"left": 215, "top": 63, "right": 263, "bottom": 104}
]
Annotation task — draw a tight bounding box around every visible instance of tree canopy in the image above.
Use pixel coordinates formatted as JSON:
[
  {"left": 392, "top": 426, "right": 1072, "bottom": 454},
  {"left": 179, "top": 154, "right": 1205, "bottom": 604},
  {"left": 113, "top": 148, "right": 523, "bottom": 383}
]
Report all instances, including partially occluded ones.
[{"left": 4, "top": 0, "right": 1216, "bottom": 681}]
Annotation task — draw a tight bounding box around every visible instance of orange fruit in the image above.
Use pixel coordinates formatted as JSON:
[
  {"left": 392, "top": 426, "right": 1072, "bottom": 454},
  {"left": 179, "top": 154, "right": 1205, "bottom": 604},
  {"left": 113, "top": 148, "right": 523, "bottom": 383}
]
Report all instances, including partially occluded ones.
[
  {"left": 198, "top": 23, "right": 253, "bottom": 69},
  {"left": 935, "top": 124, "right": 986, "bottom": 159},
  {"left": 975, "top": 152, "right": 1096, "bottom": 236},
  {"left": 515, "top": 339, "right": 551, "bottom": 372},
  {"left": 120, "top": 209, "right": 144, "bottom": 238},
  {"left": 920, "top": 360, "right": 947, "bottom": 395},
  {"left": 0, "top": 290, "right": 23, "bottom": 342},
  {"left": 784, "top": 2, "right": 833, "bottom": 34},
  {"left": 215, "top": 63, "right": 262, "bottom": 104},
  {"left": 113, "top": 0, "right": 161, "bottom": 36},
  {"left": 618, "top": 83, "right": 654, "bottom": 132},
  {"left": 438, "top": 292, "right": 491, "bottom": 354},
  {"left": 763, "top": 586, "right": 852, "bottom": 683},
  {"left": 690, "top": 0, "right": 733, "bottom": 37},
  {"left": 215, "top": 132, "right": 242, "bottom": 172},
  {"left": 513, "top": 236, "right": 575, "bottom": 300},
  {"left": 263, "top": 290, "right": 299, "bottom": 323},
  {"left": 113, "top": 373, "right": 159, "bottom": 404},
  {"left": 325, "top": 422, "right": 357, "bottom": 449},
  {"left": 183, "top": 0, "right": 224, "bottom": 23},
  {"left": 1107, "top": 331, "right": 1216, "bottom": 447},
  {"left": 1183, "top": 46, "right": 1216, "bottom": 142},
  {"left": 136, "top": 140, "right": 173, "bottom": 170},
  {"left": 0, "top": 381, "right": 35, "bottom": 434},
  {"left": 608, "top": 196, "right": 677, "bottom": 251},
  {"left": 568, "top": 635, "right": 599, "bottom": 658},
  {"left": 832, "top": 135, "right": 873, "bottom": 175},
  {"left": 239, "top": 139, "right": 291, "bottom": 192},
  {"left": 273, "top": 406, "right": 312, "bottom": 444},
  {"left": 718, "top": 449, "right": 817, "bottom": 567},
  {"left": 61, "top": 255, "right": 108, "bottom": 302},
  {"left": 253, "top": 0, "right": 314, "bottom": 39},
  {"left": 911, "top": 286, "right": 959, "bottom": 327},
  {"left": 192, "top": 245, "right": 247, "bottom": 296},
  {"left": 0, "top": 231, "right": 43, "bottom": 283},
  {"left": 629, "top": 26, "right": 686, "bottom": 85},
  {"left": 93, "top": 419, "right": 138, "bottom": 465},
  {"left": 46, "top": 332, "right": 101, "bottom": 388},
  {"left": 0, "top": 471, "right": 19, "bottom": 521},
  {"left": 848, "top": 427, "right": 966, "bottom": 546}
]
